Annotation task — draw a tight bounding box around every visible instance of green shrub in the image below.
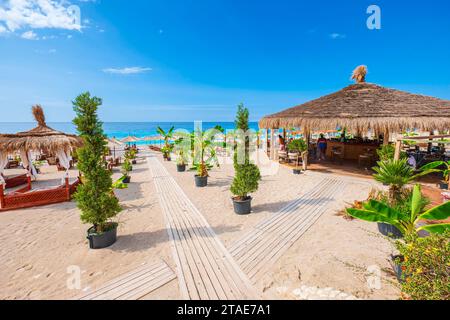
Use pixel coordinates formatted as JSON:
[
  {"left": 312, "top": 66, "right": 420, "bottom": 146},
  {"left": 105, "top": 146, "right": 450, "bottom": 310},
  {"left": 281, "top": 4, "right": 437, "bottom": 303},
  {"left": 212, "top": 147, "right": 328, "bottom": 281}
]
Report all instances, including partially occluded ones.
[
  {"left": 287, "top": 139, "right": 307, "bottom": 153},
  {"left": 121, "top": 158, "right": 132, "bottom": 176},
  {"left": 396, "top": 232, "right": 450, "bottom": 300},
  {"left": 231, "top": 163, "right": 261, "bottom": 200},
  {"left": 377, "top": 144, "right": 406, "bottom": 161},
  {"left": 231, "top": 104, "right": 261, "bottom": 199},
  {"left": 72, "top": 92, "right": 121, "bottom": 233}
]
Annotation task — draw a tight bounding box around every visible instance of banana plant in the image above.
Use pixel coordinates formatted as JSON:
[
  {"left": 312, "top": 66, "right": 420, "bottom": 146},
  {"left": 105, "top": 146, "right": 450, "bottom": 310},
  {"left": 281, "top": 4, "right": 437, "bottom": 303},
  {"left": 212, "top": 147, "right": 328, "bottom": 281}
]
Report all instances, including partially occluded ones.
[
  {"left": 157, "top": 126, "right": 175, "bottom": 159},
  {"left": 347, "top": 184, "right": 450, "bottom": 236},
  {"left": 420, "top": 160, "right": 450, "bottom": 189}
]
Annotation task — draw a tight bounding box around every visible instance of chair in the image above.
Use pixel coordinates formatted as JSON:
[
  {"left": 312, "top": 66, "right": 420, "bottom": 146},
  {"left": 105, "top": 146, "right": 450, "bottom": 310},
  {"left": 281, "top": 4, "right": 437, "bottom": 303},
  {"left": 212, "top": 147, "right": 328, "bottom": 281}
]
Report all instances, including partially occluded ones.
[
  {"left": 278, "top": 151, "right": 288, "bottom": 163},
  {"left": 331, "top": 147, "right": 344, "bottom": 165},
  {"left": 359, "top": 148, "right": 375, "bottom": 168}
]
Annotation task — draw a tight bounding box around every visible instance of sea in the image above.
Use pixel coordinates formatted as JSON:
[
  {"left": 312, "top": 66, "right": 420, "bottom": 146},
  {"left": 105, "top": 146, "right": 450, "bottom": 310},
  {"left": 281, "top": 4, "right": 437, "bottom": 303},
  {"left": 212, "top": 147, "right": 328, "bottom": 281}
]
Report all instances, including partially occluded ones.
[{"left": 0, "top": 122, "right": 262, "bottom": 145}]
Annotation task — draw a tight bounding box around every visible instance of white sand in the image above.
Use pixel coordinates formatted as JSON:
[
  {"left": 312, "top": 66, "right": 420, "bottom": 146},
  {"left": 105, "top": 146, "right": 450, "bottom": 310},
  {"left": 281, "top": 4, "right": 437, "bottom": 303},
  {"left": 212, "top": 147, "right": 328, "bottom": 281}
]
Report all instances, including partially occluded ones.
[
  {"left": 160, "top": 155, "right": 400, "bottom": 300},
  {"left": 0, "top": 158, "right": 178, "bottom": 300},
  {"left": 1, "top": 152, "right": 400, "bottom": 300}
]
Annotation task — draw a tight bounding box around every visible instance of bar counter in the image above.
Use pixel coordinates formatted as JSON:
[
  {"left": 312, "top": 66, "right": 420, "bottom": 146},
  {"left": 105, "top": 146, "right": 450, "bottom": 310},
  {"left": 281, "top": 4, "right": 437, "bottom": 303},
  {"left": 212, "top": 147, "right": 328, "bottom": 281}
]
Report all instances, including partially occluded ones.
[{"left": 324, "top": 141, "right": 380, "bottom": 161}]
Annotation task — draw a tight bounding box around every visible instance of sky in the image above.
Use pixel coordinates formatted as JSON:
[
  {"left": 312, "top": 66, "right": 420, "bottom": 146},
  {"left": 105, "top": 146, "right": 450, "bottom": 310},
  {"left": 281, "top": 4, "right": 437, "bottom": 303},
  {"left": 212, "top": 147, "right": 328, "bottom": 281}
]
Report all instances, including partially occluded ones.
[{"left": 0, "top": 0, "right": 449, "bottom": 122}]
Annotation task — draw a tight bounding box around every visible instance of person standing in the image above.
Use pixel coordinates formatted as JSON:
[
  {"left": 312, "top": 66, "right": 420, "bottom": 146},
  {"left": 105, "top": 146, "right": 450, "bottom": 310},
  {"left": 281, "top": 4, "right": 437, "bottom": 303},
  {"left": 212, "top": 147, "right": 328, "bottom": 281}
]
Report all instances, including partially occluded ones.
[{"left": 317, "top": 134, "right": 328, "bottom": 161}]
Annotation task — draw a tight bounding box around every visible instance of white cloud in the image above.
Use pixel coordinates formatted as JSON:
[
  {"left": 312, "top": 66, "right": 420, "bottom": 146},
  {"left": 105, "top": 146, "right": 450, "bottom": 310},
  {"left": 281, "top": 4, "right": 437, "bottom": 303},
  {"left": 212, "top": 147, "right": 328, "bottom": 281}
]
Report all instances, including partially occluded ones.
[
  {"left": 0, "top": 0, "right": 82, "bottom": 33},
  {"left": 102, "top": 67, "right": 152, "bottom": 75},
  {"left": 21, "top": 30, "right": 38, "bottom": 40},
  {"left": 329, "top": 33, "right": 346, "bottom": 39}
]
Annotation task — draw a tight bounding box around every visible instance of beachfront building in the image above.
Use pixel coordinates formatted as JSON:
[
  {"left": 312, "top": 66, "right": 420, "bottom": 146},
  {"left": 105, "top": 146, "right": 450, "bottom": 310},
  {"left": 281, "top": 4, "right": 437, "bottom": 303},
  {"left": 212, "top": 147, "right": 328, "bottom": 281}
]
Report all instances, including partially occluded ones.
[
  {"left": 0, "top": 106, "right": 82, "bottom": 211},
  {"left": 259, "top": 67, "right": 450, "bottom": 168}
]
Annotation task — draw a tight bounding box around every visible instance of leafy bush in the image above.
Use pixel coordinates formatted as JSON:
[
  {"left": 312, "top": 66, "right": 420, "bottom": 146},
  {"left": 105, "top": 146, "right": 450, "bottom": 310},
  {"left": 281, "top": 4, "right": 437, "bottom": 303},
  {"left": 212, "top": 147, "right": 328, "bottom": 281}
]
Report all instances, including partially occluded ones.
[
  {"left": 231, "top": 104, "right": 261, "bottom": 200},
  {"left": 377, "top": 144, "right": 406, "bottom": 161},
  {"left": 287, "top": 139, "right": 307, "bottom": 153},
  {"left": 121, "top": 158, "right": 132, "bottom": 176},
  {"left": 231, "top": 163, "right": 261, "bottom": 200},
  {"left": 72, "top": 92, "right": 121, "bottom": 233},
  {"left": 373, "top": 159, "right": 438, "bottom": 203},
  {"left": 395, "top": 232, "right": 450, "bottom": 300}
]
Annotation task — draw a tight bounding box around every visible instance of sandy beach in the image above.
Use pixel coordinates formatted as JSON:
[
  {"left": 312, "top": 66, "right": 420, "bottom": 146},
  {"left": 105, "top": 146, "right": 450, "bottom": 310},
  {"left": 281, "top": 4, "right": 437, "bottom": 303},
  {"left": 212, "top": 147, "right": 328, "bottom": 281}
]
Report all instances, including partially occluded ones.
[
  {"left": 0, "top": 150, "right": 402, "bottom": 300},
  {"left": 0, "top": 157, "right": 178, "bottom": 300}
]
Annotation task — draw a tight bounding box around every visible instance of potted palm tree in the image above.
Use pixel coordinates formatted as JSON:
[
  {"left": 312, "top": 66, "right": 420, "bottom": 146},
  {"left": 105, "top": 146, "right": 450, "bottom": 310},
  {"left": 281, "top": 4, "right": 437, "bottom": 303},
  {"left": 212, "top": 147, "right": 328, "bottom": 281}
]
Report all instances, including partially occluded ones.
[
  {"left": 192, "top": 128, "right": 221, "bottom": 187},
  {"left": 287, "top": 139, "right": 308, "bottom": 174},
  {"left": 73, "top": 92, "right": 122, "bottom": 250},
  {"left": 176, "top": 146, "right": 188, "bottom": 172},
  {"left": 231, "top": 104, "right": 261, "bottom": 214},
  {"left": 157, "top": 126, "right": 175, "bottom": 161},
  {"left": 121, "top": 158, "right": 132, "bottom": 183}
]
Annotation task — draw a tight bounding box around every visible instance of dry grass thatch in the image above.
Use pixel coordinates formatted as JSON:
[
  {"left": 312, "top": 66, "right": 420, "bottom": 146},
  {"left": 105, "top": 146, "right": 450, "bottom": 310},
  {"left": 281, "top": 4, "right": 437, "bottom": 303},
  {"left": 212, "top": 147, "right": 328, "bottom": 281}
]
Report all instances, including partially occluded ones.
[
  {"left": 259, "top": 82, "right": 450, "bottom": 133},
  {"left": 351, "top": 65, "right": 367, "bottom": 83},
  {"left": 0, "top": 105, "right": 82, "bottom": 153}
]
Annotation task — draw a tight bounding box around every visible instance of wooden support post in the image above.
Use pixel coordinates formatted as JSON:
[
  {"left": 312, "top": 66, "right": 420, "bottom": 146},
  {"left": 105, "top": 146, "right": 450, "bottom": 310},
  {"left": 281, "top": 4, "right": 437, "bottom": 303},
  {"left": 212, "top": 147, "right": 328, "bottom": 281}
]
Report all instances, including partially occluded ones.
[
  {"left": 383, "top": 131, "right": 390, "bottom": 145},
  {"left": 0, "top": 184, "right": 5, "bottom": 208},
  {"left": 270, "top": 129, "right": 276, "bottom": 160},
  {"left": 65, "top": 177, "right": 70, "bottom": 200},
  {"left": 394, "top": 140, "right": 402, "bottom": 161}
]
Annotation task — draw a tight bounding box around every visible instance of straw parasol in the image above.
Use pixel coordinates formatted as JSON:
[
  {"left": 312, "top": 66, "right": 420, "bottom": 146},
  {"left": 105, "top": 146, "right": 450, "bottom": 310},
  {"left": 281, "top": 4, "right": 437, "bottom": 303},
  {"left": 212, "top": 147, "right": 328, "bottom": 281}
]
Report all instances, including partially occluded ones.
[
  {"left": 121, "top": 136, "right": 139, "bottom": 143},
  {"left": 259, "top": 66, "right": 450, "bottom": 135},
  {"left": 0, "top": 105, "right": 82, "bottom": 153}
]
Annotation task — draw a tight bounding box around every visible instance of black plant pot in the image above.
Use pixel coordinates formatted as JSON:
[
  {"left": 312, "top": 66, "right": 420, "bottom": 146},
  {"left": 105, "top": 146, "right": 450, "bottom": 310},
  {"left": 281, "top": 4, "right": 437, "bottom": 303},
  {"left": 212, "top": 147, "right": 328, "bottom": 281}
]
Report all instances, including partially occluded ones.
[
  {"left": 132, "top": 159, "right": 137, "bottom": 165},
  {"left": 378, "top": 223, "right": 403, "bottom": 239},
  {"left": 195, "top": 175, "right": 208, "bottom": 187},
  {"left": 177, "top": 164, "right": 186, "bottom": 172},
  {"left": 439, "top": 182, "right": 449, "bottom": 190},
  {"left": 233, "top": 197, "right": 252, "bottom": 215},
  {"left": 293, "top": 169, "right": 302, "bottom": 175},
  {"left": 122, "top": 176, "right": 131, "bottom": 183},
  {"left": 87, "top": 224, "right": 118, "bottom": 249}
]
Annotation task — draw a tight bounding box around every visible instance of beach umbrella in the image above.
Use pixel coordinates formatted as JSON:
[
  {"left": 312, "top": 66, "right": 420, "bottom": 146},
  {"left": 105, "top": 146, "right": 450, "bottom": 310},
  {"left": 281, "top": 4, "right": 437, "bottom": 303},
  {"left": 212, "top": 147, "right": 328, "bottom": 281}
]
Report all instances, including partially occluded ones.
[{"left": 106, "top": 138, "right": 123, "bottom": 159}]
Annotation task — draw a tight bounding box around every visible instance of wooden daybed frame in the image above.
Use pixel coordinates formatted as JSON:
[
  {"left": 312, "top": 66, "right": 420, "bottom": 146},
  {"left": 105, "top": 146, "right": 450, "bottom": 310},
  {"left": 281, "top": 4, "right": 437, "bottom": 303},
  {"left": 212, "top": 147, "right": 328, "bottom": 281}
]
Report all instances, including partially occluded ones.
[{"left": 0, "top": 177, "right": 81, "bottom": 212}]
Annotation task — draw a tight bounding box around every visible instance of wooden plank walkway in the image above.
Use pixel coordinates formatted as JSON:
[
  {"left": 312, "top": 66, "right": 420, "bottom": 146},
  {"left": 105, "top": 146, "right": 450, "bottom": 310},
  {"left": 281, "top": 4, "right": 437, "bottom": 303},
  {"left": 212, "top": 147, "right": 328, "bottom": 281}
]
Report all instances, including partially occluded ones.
[
  {"left": 78, "top": 261, "right": 176, "bottom": 300},
  {"left": 147, "top": 155, "right": 257, "bottom": 300},
  {"left": 229, "top": 177, "right": 346, "bottom": 283}
]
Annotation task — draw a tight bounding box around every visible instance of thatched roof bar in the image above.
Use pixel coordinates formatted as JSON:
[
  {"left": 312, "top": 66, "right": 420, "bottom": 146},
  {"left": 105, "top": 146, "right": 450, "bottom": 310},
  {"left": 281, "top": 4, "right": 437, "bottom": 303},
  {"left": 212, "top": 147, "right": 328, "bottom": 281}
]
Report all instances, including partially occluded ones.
[{"left": 259, "top": 83, "right": 450, "bottom": 133}]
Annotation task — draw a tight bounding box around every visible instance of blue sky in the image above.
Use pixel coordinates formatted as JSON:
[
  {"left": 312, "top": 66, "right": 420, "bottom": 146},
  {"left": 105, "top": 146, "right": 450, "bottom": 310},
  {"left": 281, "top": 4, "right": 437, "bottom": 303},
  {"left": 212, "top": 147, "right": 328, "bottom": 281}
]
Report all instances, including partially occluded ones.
[{"left": 0, "top": 0, "right": 449, "bottom": 122}]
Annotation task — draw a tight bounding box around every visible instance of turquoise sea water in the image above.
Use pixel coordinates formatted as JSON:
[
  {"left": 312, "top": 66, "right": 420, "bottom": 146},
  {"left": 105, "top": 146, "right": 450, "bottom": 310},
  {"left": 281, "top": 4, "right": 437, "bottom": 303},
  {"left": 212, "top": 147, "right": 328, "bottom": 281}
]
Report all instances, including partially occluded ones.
[{"left": 0, "top": 122, "right": 261, "bottom": 145}]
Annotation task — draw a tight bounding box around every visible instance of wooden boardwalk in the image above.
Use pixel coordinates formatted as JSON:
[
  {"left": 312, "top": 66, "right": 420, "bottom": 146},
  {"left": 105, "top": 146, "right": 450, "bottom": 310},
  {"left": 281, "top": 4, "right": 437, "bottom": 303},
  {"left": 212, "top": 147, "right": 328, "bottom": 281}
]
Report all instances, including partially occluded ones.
[
  {"left": 78, "top": 261, "right": 176, "bottom": 300},
  {"left": 229, "top": 178, "right": 346, "bottom": 283},
  {"left": 147, "top": 155, "right": 257, "bottom": 300}
]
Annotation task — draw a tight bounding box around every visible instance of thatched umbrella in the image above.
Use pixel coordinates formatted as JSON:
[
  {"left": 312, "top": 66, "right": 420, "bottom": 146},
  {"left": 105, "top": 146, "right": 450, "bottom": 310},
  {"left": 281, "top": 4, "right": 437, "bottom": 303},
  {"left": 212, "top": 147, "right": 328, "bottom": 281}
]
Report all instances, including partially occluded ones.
[
  {"left": 259, "top": 66, "right": 450, "bottom": 136},
  {"left": 0, "top": 105, "right": 82, "bottom": 154},
  {"left": 0, "top": 105, "right": 82, "bottom": 179}
]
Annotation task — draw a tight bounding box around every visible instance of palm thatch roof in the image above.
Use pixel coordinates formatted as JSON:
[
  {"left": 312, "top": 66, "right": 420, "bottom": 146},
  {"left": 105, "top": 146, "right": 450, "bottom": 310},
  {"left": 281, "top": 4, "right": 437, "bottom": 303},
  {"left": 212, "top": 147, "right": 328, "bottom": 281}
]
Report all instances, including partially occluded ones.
[
  {"left": 0, "top": 105, "right": 82, "bottom": 153},
  {"left": 259, "top": 66, "right": 450, "bottom": 133}
]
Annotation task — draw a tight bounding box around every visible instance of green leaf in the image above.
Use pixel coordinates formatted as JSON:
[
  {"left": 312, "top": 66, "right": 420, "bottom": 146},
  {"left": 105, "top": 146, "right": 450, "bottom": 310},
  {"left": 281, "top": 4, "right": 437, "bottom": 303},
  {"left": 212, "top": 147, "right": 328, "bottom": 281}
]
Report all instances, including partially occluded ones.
[
  {"left": 417, "top": 223, "right": 450, "bottom": 234},
  {"left": 346, "top": 208, "right": 400, "bottom": 226},
  {"left": 419, "top": 201, "right": 450, "bottom": 221},
  {"left": 363, "top": 200, "right": 401, "bottom": 220},
  {"left": 419, "top": 161, "right": 444, "bottom": 171},
  {"left": 410, "top": 184, "right": 423, "bottom": 220}
]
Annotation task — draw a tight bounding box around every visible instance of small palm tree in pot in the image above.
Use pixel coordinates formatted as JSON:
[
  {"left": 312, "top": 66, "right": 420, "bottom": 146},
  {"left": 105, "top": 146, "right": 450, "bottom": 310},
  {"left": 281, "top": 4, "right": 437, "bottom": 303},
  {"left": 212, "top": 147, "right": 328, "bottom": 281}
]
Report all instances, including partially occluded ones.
[
  {"left": 157, "top": 126, "right": 174, "bottom": 161},
  {"left": 72, "top": 92, "right": 122, "bottom": 249}
]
